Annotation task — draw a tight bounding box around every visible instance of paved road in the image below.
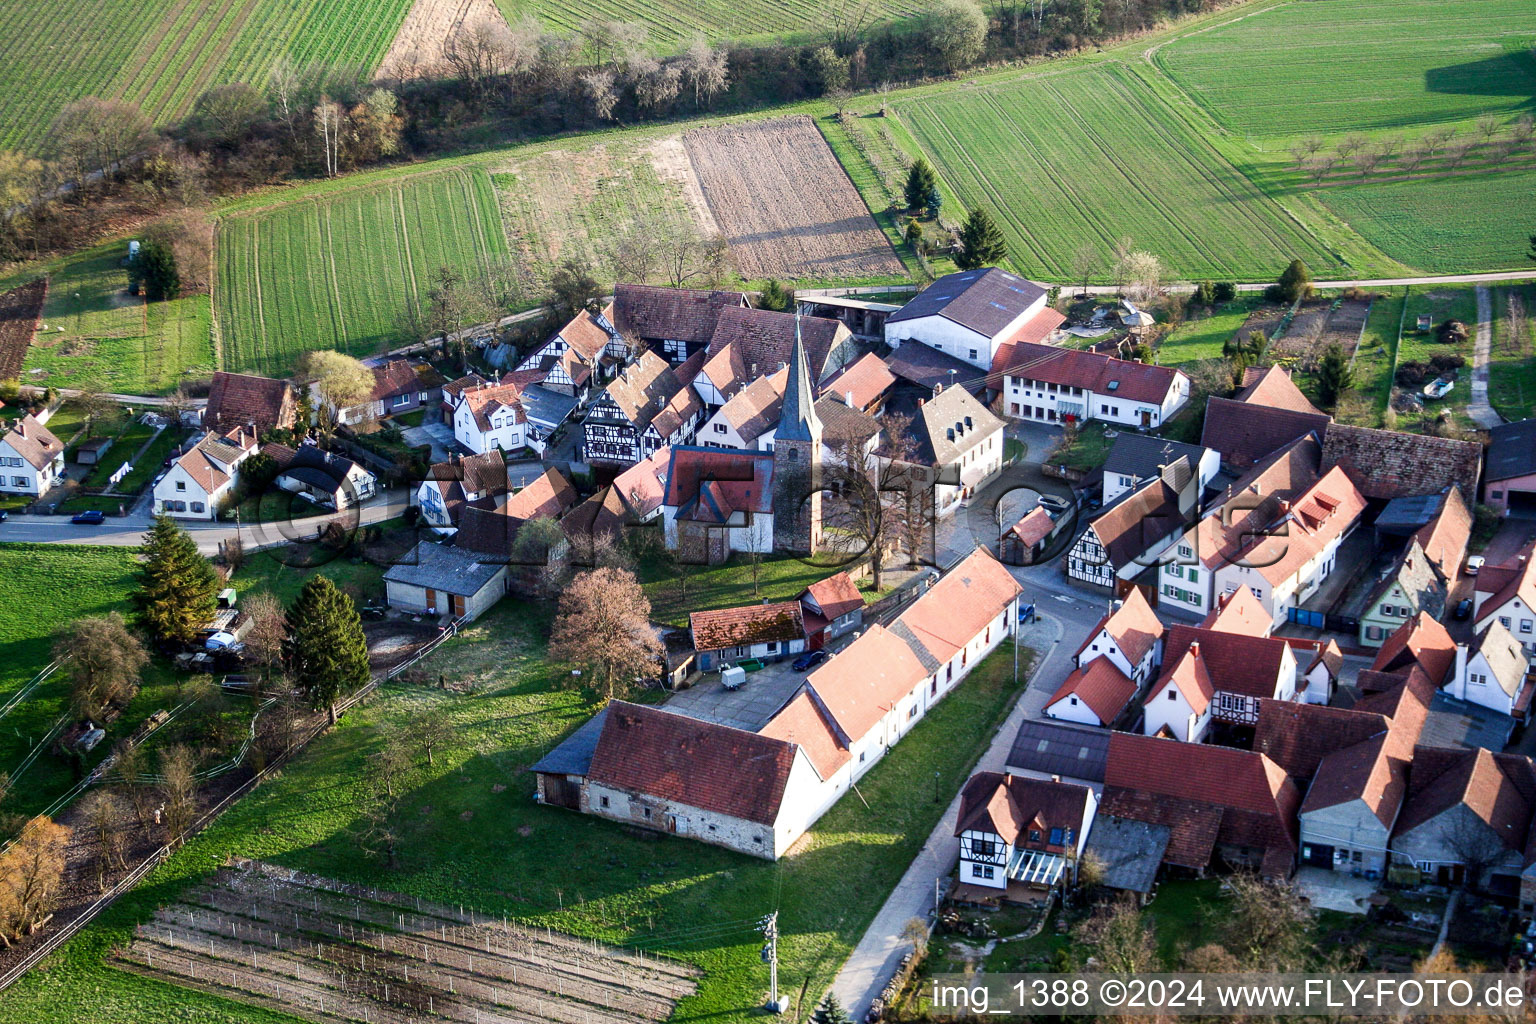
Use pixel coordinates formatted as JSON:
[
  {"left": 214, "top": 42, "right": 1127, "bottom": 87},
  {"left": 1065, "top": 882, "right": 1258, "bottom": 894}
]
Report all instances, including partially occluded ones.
[
  {"left": 0, "top": 489, "right": 412, "bottom": 556},
  {"left": 1468, "top": 285, "right": 1502, "bottom": 430},
  {"left": 829, "top": 572, "right": 1105, "bottom": 1019}
]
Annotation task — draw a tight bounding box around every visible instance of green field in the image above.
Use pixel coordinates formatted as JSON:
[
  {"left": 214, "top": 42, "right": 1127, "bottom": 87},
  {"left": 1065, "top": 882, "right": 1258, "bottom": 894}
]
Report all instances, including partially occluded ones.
[
  {"left": 882, "top": 64, "right": 1347, "bottom": 279},
  {"left": 0, "top": 0, "right": 413, "bottom": 152},
  {"left": 215, "top": 167, "right": 509, "bottom": 374},
  {"left": 0, "top": 600, "right": 1033, "bottom": 1023},
  {"left": 0, "top": 245, "right": 213, "bottom": 394},
  {"left": 1156, "top": 0, "right": 1536, "bottom": 135},
  {"left": 1315, "top": 169, "right": 1536, "bottom": 274}
]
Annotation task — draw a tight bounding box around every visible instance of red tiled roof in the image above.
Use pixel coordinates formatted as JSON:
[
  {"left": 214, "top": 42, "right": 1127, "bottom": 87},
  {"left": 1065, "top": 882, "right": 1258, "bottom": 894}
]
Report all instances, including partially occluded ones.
[
  {"left": 1412, "top": 485, "right": 1471, "bottom": 581},
  {"left": 824, "top": 352, "right": 896, "bottom": 410},
  {"left": 1008, "top": 507, "right": 1055, "bottom": 547},
  {"left": 759, "top": 689, "right": 850, "bottom": 781},
  {"left": 587, "top": 702, "right": 795, "bottom": 826},
  {"left": 369, "top": 359, "right": 422, "bottom": 402},
  {"left": 1254, "top": 700, "right": 1390, "bottom": 781},
  {"left": 1146, "top": 643, "right": 1216, "bottom": 715},
  {"left": 954, "top": 772, "right": 1090, "bottom": 849},
  {"left": 984, "top": 307, "right": 1068, "bottom": 389},
  {"left": 461, "top": 382, "right": 525, "bottom": 432},
  {"left": 1394, "top": 746, "right": 1536, "bottom": 844},
  {"left": 426, "top": 450, "right": 507, "bottom": 498},
  {"left": 806, "top": 623, "right": 929, "bottom": 741},
  {"left": 1163, "top": 625, "right": 1291, "bottom": 700},
  {"left": 1103, "top": 732, "right": 1300, "bottom": 866},
  {"left": 205, "top": 371, "right": 295, "bottom": 434},
  {"left": 1474, "top": 541, "right": 1536, "bottom": 629},
  {"left": 557, "top": 308, "right": 614, "bottom": 362},
  {"left": 1201, "top": 585, "right": 1271, "bottom": 637},
  {"left": 1372, "top": 612, "right": 1456, "bottom": 685},
  {"left": 700, "top": 307, "right": 848, "bottom": 396},
  {"left": 1180, "top": 435, "right": 1321, "bottom": 571},
  {"left": 1236, "top": 364, "right": 1324, "bottom": 416},
  {"left": 662, "top": 446, "right": 775, "bottom": 517},
  {"left": 1320, "top": 422, "right": 1482, "bottom": 501},
  {"left": 1047, "top": 658, "right": 1136, "bottom": 725},
  {"left": 1074, "top": 587, "right": 1163, "bottom": 667},
  {"left": 893, "top": 547, "right": 1022, "bottom": 664},
  {"left": 802, "top": 572, "right": 864, "bottom": 623},
  {"left": 611, "top": 447, "right": 670, "bottom": 521},
  {"left": 1082, "top": 479, "right": 1186, "bottom": 572},
  {"left": 605, "top": 351, "right": 696, "bottom": 434},
  {"left": 1200, "top": 397, "right": 1329, "bottom": 470},
  {"left": 690, "top": 601, "right": 805, "bottom": 651},
  {"left": 993, "top": 339, "right": 1184, "bottom": 406},
  {"left": 1224, "top": 465, "right": 1367, "bottom": 588},
  {"left": 612, "top": 284, "right": 747, "bottom": 346},
  {"left": 502, "top": 466, "right": 577, "bottom": 524}
]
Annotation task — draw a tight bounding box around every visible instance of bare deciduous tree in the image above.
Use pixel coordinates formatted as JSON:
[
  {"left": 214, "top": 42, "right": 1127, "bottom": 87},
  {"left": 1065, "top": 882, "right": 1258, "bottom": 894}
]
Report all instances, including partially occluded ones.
[
  {"left": 158, "top": 745, "right": 199, "bottom": 844},
  {"left": 1222, "top": 873, "right": 1311, "bottom": 970},
  {"left": 409, "top": 711, "right": 453, "bottom": 769},
  {"left": 549, "top": 567, "right": 664, "bottom": 701},
  {"left": 80, "top": 791, "right": 127, "bottom": 891},
  {"left": 581, "top": 70, "right": 620, "bottom": 121},
  {"left": 48, "top": 97, "right": 155, "bottom": 195},
  {"left": 1075, "top": 896, "right": 1161, "bottom": 974},
  {"left": 312, "top": 97, "right": 344, "bottom": 178},
  {"left": 56, "top": 613, "right": 149, "bottom": 720},
  {"left": 1070, "top": 241, "right": 1100, "bottom": 298},
  {"left": 680, "top": 36, "right": 730, "bottom": 108},
  {"left": 0, "top": 816, "right": 69, "bottom": 946}
]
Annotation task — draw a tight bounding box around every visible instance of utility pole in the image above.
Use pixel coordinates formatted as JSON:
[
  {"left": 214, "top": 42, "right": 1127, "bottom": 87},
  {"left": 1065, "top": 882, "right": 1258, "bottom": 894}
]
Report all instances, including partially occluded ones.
[{"left": 759, "top": 911, "right": 784, "bottom": 1014}]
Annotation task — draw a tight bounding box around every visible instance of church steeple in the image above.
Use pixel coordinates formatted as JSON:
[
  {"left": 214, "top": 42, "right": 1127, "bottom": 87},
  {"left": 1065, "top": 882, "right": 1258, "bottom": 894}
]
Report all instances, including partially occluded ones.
[{"left": 777, "top": 315, "right": 822, "bottom": 444}]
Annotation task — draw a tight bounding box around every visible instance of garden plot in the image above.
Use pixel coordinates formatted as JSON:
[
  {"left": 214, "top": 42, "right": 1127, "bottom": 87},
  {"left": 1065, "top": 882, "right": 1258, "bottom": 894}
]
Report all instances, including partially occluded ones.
[
  {"left": 1271, "top": 299, "right": 1335, "bottom": 369},
  {"left": 112, "top": 861, "right": 699, "bottom": 1024},
  {"left": 683, "top": 116, "right": 904, "bottom": 281},
  {"left": 0, "top": 279, "right": 46, "bottom": 381},
  {"left": 1317, "top": 298, "right": 1373, "bottom": 358}
]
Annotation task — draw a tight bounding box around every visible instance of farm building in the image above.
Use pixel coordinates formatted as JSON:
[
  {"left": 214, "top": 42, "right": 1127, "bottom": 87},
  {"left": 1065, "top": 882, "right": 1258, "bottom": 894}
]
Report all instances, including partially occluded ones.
[
  {"left": 796, "top": 294, "right": 902, "bottom": 341},
  {"left": 383, "top": 542, "right": 506, "bottom": 622},
  {"left": 204, "top": 371, "right": 297, "bottom": 435},
  {"left": 885, "top": 268, "right": 1062, "bottom": 373},
  {"left": 799, "top": 572, "right": 865, "bottom": 647},
  {"left": 821, "top": 352, "right": 897, "bottom": 414},
  {"left": 994, "top": 342, "right": 1190, "bottom": 430},
  {"left": 689, "top": 601, "right": 807, "bottom": 671},
  {"left": 611, "top": 284, "right": 749, "bottom": 363},
  {"left": 692, "top": 307, "right": 856, "bottom": 410},
  {"left": 1199, "top": 398, "right": 1330, "bottom": 471}
]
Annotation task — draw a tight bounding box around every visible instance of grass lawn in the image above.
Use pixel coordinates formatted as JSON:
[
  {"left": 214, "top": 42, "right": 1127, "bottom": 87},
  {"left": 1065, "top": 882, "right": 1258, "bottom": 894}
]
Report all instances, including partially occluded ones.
[
  {"left": 4, "top": 244, "right": 214, "bottom": 395},
  {"left": 1044, "top": 422, "right": 1115, "bottom": 474},
  {"left": 640, "top": 550, "right": 882, "bottom": 628},
  {"left": 1392, "top": 285, "right": 1480, "bottom": 435},
  {"left": 390, "top": 408, "right": 427, "bottom": 429},
  {"left": 78, "top": 420, "right": 156, "bottom": 490},
  {"left": 1157, "top": 296, "right": 1263, "bottom": 366},
  {"left": 1334, "top": 288, "right": 1407, "bottom": 429},
  {"left": 112, "top": 427, "right": 191, "bottom": 496},
  {"left": 0, "top": 601, "right": 1036, "bottom": 1023},
  {"left": 1488, "top": 282, "right": 1536, "bottom": 420}
]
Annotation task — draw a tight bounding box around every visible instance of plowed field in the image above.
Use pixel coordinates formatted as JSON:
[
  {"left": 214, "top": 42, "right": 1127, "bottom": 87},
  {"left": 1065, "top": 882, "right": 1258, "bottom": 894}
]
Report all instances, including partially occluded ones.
[{"left": 0, "top": 279, "right": 46, "bottom": 382}]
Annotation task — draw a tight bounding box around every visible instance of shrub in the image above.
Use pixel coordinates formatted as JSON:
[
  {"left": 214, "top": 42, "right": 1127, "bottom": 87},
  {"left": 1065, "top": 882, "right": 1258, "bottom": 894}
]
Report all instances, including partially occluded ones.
[
  {"left": 1213, "top": 282, "right": 1237, "bottom": 303},
  {"left": 1276, "top": 259, "right": 1313, "bottom": 303},
  {"left": 1262, "top": 284, "right": 1285, "bottom": 304},
  {"left": 1194, "top": 280, "right": 1217, "bottom": 306}
]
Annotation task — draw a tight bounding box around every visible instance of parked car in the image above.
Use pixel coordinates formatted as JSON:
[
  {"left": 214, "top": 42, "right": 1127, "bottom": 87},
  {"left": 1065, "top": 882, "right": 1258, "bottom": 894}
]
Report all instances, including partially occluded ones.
[
  {"left": 1465, "top": 555, "right": 1486, "bottom": 576},
  {"left": 204, "top": 631, "right": 241, "bottom": 651},
  {"left": 0, "top": 510, "right": 8, "bottom": 522},
  {"left": 792, "top": 649, "right": 829, "bottom": 672},
  {"left": 1454, "top": 599, "right": 1473, "bottom": 620},
  {"left": 70, "top": 510, "right": 106, "bottom": 525},
  {"left": 1037, "top": 493, "right": 1072, "bottom": 517}
]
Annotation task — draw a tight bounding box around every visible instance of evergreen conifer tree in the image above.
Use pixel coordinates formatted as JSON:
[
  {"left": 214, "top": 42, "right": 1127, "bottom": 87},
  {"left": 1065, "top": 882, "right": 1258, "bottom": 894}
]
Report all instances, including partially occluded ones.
[
  {"left": 904, "top": 158, "right": 937, "bottom": 211},
  {"left": 136, "top": 514, "right": 218, "bottom": 645},
  {"left": 956, "top": 207, "right": 1008, "bottom": 269},
  {"left": 284, "top": 576, "right": 370, "bottom": 724},
  {"left": 812, "top": 994, "right": 852, "bottom": 1024}
]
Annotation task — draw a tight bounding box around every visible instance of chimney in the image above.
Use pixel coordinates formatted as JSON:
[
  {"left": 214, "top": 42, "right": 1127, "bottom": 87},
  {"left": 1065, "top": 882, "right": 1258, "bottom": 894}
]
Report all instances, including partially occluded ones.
[
  {"left": 1454, "top": 643, "right": 1468, "bottom": 696},
  {"left": 933, "top": 383, "right": 944, "bottom": 397},
  {"left": 1189, "top": 641, "right": 1200, "bottom": 658},
  {"left": 917, "top": 398, "right": 925, "bottom": 408},
  {"left": 1050, "top": 774, "right": 1061, "bottom": 784},
  {"left": 1279, "top": 500, "right": 1291, "bottom": 514},
  {"left": 845, "top": 390, "right": 855, "bottom": 407},
  {"left": 13, "top": 420, "right": 23, "bottom": 438}
]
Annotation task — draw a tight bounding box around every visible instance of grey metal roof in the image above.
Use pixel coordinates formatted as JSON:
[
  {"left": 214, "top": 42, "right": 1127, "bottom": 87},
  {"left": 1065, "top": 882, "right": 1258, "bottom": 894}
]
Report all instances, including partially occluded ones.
[
  {"left": 1103, "top": 433, "right": 1210, "bottom": 485},
  {"left": 1083, "top": 816, "right": 1169, "bottom": 894},
  {"left": 1486, "top": 419, "right": 1536, "bottom": 482},
  {"left": 519, "top": 384, "right": 579, "bottom": 430},
  {"left": 888, "top": 618, "right": 941, "bottom": 673},
  {"left": 531, "top": 709, "right": 610, "bottom": 775},
  {"left": 383, "top": 541, "right": 504, "bottom": 597},
  {"left": 1004, "top": 720, "right": 1110, "bottom": 782},
  {"left": 886, "top": 268, "right": 1046, "bottom": 336},
  {"left": 1374, "top": 492, "right": 1447, "bottom": 535}
]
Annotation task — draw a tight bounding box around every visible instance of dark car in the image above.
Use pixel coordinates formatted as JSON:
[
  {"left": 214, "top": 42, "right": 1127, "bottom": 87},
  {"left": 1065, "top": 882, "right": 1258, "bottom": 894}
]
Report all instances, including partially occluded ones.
[
  {"left": 0, "top": 509, "right": 8, "bottom": 522},
  {"left": 1037, "top": 493, "right": 1073, "bottom": 517},
  {"left": 70, "top": 510, "right": 106, "bottom": 525},
  {"left": 1454, "top": 598, "right": 1473, "bottom": 621},
  {"left": 792, "top": 649, "right": 830, "bottom": 672}
]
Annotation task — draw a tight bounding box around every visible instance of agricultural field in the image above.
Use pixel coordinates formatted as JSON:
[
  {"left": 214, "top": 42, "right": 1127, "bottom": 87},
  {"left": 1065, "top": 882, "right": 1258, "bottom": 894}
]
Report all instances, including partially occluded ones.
[
  {"left": 216, "top": 167, "right": 509, "bottom": 374},
  {"left": 0, "top": 0, "right": 414, "bottom": 152},
  {"left": 683, "top": 117, "right": 905, "bottom": 282},
  {"left": 1, "top": 244, "right": 213, "bottom": 395},
  {"left": 877, "top": 64, "right": 1347, "bottom": 281},
  {"left": 0, "top": 600, "right": 1033, "bottom": 1023},
  {"left": 0, "top": 280, "right": 47, "bottom": 381},
  {"left": 491, "top": 140, "right": 705, "bottom": 299},
  {"left": 1155, "top": 0, "right": 1536, "bottom": 135},
  {"left": 1314, "top": 169, "right": 1536, "bottom": 274}
]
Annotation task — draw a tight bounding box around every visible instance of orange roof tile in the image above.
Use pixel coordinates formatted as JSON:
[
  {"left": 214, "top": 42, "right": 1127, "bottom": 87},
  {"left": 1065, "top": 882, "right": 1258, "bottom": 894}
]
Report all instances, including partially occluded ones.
[
  {"left": 893, "top": 547, "right": 1022, "bottom": 664},
  {"left": 805, "top": 624, "right": 929, "bottom": 741},
  {"left": 1047, "top": 658, "right": 1135, "bottom": 725},
  {"left": 759, "top": 689, "right": 850, "bottom": 781}
]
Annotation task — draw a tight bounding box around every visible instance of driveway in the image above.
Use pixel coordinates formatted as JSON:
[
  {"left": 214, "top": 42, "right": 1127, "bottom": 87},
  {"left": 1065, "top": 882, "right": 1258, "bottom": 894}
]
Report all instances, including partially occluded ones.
[
  {"left": 664, "top": 638, "right": 858, "bottom": 731},
  {"left": 401, "top": 421, "right": 457, "bottom": 462}
]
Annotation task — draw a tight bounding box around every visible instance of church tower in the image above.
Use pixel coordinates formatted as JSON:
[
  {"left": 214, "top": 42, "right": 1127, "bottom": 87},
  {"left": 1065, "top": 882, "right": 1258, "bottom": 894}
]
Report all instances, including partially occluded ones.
[{"left": 772, "top": 317, "right": 823, "bottom": 554}]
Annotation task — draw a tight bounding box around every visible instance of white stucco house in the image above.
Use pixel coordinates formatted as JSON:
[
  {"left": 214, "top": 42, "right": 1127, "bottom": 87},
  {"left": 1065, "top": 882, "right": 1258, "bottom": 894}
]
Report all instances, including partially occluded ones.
[
  {"left": 0, "top": 415, "right": 64, "bottom": 496},
  {"left": 152, "top": 427, "right": 257, "bottom": 520}
]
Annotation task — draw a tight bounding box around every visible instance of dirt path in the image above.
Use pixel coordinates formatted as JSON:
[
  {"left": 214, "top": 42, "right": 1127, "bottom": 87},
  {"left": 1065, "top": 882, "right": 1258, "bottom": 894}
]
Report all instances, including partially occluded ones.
[{"left": 1469, "top": 284, "right": 1501, "bottom": 429}]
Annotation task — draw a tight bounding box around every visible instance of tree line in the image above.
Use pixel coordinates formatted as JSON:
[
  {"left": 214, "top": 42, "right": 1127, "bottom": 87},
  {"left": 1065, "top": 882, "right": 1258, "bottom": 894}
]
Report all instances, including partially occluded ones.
[{"left": 0, "top": 0, "right": 1245, "bottom": 265}]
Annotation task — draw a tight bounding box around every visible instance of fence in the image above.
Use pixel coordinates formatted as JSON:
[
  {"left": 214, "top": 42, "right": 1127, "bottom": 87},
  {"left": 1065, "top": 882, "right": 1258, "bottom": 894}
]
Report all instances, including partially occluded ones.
[{"left": 0, "top": 617, "right": 466, "bottom": 992}]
